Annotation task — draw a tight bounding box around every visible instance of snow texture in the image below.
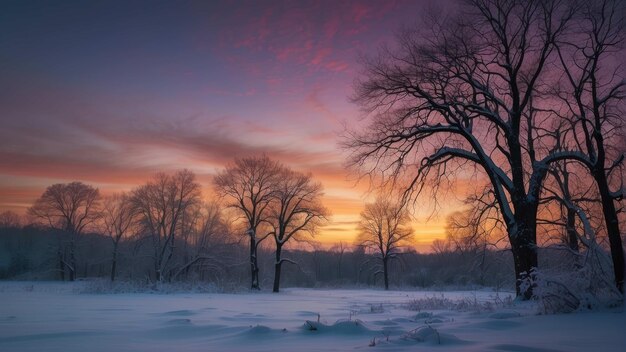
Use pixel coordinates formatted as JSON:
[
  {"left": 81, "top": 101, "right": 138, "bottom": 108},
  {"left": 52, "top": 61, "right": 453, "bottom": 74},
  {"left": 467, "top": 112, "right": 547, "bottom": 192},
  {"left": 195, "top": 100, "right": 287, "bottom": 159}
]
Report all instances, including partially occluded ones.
[{"left": 0, "top": 282, "right": 624, "bottom": 351}]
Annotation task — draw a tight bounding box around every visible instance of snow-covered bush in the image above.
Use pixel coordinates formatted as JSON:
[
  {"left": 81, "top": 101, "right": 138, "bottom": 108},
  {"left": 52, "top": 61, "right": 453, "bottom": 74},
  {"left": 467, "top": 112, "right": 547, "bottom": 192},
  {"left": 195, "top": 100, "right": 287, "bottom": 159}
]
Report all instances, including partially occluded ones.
[{"left": 523, "top": 262, "right": 623, "bottom": 314}]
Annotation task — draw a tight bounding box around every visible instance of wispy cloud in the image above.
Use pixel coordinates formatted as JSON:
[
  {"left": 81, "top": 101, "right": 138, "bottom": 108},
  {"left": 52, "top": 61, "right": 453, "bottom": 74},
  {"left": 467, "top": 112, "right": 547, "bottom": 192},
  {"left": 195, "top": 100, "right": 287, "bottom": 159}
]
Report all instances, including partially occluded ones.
[{"left": 0, "top": 0, "right": 449, "bottom": 247}]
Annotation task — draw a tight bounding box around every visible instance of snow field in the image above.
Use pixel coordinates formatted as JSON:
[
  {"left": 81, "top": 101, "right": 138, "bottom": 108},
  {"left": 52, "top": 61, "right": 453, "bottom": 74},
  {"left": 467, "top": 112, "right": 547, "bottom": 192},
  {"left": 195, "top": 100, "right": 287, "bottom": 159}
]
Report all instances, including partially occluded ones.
[{"left": 1, "top": 282, "right": 624, "bottom": 351}]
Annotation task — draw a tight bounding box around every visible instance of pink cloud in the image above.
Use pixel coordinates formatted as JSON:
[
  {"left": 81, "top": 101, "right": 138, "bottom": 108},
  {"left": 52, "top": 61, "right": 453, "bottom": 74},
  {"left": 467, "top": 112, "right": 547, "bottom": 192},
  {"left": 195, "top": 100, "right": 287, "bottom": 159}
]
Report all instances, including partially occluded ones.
[
  {"left": 324, "top": 60, "right": 350, "bottom": 72},
  {"left": 350, "top": 3, "right": 371, "bottom": 23},
  {"left": 310, "top": 47, "right": 332, "bottom": 66},
  {"left": 0, "top": 0, "right": 447, "bottom": 246}
]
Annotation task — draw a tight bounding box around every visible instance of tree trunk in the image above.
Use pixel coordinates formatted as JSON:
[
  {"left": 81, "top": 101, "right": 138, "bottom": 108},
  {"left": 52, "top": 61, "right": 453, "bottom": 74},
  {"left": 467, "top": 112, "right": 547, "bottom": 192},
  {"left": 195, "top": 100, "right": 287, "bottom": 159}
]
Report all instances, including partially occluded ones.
[
  {"left": 273, "top": 245, "right": 282, "bottom": 293},
  {"left": 566, "top": 207, "right": 579, "bottom": 253},
  {"left": 110, "top": 241, "right": 119, "bottom": 282},
  {"left": 382, "top": 257, "right": 389, "bottom": 290},
  {"left": 510, "top": 203, "right": 539, "bottom": 300},
  {"left": 561, "top": 164, "right": 579, "bottom": 253},
  {"left": 58, "top": 248, "right": 65, "bottom": 281},
  {"left": 594, "top": 169, "right": 625, "bottom": 294},
  {"left": 155, "top": 254, "right": 162, "bottom": 282},
  {"left": 68, "top": 241, "right": 76, "bottom": 282},
  {"left": 249, "top": 235, "right": 260, "bottom": 290}
]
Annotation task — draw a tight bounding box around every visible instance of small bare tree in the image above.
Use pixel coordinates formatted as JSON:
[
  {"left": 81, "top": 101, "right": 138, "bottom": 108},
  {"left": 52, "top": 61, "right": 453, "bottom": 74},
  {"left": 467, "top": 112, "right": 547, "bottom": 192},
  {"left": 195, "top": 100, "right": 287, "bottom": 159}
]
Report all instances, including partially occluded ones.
[
  {"left": 331, "top": 241, "right": 349, "bottom": 279},
  {"left": 213, "top": 155, "right": 282, "bottom": 290},
  {"left": 0, "top": 211, "right": 22, "bottom": 228},
  {"left": 431, "top": 239, "right": 451, "bottom": 256},
  {"left": 357, "top": 197, "right": 413, "bottom": 290},
  {"left": 132, "top": 170, "right": 201, "bottom": 282},
  {"left": 269, "top": 168, "right": 327, "bottom": 292},
  {"left": 102, "top": 193, "right": 137, "bottom": 281},
  {"left": 173, "top": 201, "right": 230, "bottom": 281},
  {"left": 28, "top": 182, "right": 100, "bottom": 281}
]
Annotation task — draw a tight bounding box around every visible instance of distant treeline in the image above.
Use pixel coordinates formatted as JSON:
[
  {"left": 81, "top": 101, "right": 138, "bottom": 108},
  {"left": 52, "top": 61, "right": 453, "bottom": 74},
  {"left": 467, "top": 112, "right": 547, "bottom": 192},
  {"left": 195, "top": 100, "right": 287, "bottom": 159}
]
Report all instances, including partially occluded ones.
[{"left": 0, "top": 223, "right": 516, "bottom": 290}]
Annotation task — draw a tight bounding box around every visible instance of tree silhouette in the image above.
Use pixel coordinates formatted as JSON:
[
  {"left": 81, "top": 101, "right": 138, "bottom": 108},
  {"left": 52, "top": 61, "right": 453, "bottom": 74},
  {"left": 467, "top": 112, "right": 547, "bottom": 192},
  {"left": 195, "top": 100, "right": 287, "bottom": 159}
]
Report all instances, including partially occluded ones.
[
  {"left": 213, "top": 155, "right": 282, "bottom": 290},
  {"left": 357, "top": 197, "right": 413, "bottom": 290},
  {"left": 269, "top": 168, "right": 327, "bottom": 292},
  {"left": 132, "top": 170, "right": 201, "bottom": 282},
  {"left": 346, "top": 0, "right": 585, "bottom": 298},
  {"left": 28, "top": 182, "right": 100, "bottom": 281}
]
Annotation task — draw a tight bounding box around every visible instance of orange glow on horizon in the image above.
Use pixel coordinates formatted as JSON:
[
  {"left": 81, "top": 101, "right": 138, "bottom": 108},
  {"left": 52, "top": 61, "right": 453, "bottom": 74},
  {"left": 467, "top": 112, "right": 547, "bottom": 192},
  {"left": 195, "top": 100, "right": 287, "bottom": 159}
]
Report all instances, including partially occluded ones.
[
  {"left": 0, "top": 0, "right": 458, "bottom": 252},
  {"left": 0, "top": 168, "right": 453, "bottom": 253}
]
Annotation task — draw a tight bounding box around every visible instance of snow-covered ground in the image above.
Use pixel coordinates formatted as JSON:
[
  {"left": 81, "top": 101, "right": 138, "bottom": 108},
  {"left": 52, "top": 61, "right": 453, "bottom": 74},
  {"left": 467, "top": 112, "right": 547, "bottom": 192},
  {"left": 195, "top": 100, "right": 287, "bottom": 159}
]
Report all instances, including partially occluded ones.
[{"left": 0, "top": 282, "right": 624, "bottom": 352}]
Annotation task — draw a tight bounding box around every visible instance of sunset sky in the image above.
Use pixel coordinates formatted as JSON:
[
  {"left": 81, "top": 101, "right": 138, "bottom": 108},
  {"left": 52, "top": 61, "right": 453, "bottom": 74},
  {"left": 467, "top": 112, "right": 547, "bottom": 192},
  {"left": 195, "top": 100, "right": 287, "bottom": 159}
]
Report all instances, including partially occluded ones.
[{"left": 0, "top": 0, "right": 461, "bottom": 251}]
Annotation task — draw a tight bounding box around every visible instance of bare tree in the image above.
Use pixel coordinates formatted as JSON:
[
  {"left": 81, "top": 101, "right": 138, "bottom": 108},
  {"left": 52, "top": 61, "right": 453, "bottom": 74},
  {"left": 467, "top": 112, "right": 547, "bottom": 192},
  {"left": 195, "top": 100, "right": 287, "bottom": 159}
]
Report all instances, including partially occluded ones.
[
  {"left": 0, "top": 211, "right": 22, "bottom": 228},
  {"left": 445, "top": 198, "right": 508, "bottom": 286},
  {"left": 269, "top": 168, "right": 327, "bottom": 292},
  {"left": 102, "top": 193, "right": 137, "bottom": 281},
  {"left": 132, "top": 170, "right": 201, "bottom": 282},
  {"left": 346, "top": 0, "right": 581, "bottom": 298},
  {"left": 543, "top": 162, "right": 589, "bottom": 254},
  {"left": 542, "top": 160, "right": 622, "bottom": 300},
  {"left": 431, "top": 239, "right": 451, "bottom": 256},
  {"left": 173, "top": 201, "right": 231, "bottom": 281},
  {"left": 331, "top": 241, "right": 349, "bottom": 279},
  {"left": 28, "top": 182, "right": 100, "bottom": 281},
  {"left": 213, "top": 155, "right": 282, "bottom": 290},
  {"left": 446, "top": 187, "right": 507, "bottom": 255},
  {"left": 553, "top": 0, "right": 625, "bottom": 293},
  {"left": 357, "top": 197, "right": 413, "bottom": 290}
]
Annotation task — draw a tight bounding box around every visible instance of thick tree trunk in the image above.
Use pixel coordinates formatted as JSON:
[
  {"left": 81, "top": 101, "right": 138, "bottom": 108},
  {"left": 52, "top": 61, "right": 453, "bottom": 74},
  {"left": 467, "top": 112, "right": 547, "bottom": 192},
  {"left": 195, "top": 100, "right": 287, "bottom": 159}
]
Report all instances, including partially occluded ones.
[
  {"left": 273, "top": 245, "right": 283, "bottom": 293},
  {"left": 594, "top": 170, "right": 625, "bottom": 294},
  {"left": 510, "top": 203, "right": 539, "bottom": 300},
  {"left": 510, "top": 239, "right": 537, "bottom": 300},
  {"left": 566, "top": 207, "right": 579, "bottom": 253},
  {"left": 249, "top": 235, "right": 260, "bottom": 290},
  {"left": 382, "top": 257, "right": 389, "bottom": 290}
]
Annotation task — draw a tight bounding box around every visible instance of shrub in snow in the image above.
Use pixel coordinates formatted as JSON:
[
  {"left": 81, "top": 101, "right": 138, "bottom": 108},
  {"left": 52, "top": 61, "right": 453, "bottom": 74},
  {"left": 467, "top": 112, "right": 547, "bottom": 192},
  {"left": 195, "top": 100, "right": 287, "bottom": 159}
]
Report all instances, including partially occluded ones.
[
  {"left": 403, "top": 293, "right": 513, "bottom": 313},
  {"left": 304, "top": 320, "right": 319, "bottom": 331},
  {"left": 369, "top": 303, "right": 384, "bottom": 313},
  {"left": 522, "top": 266, "right": 622, "bottom": 314},
  {"left": 303, "top": 319, "right": 371, "bottom": 334}
]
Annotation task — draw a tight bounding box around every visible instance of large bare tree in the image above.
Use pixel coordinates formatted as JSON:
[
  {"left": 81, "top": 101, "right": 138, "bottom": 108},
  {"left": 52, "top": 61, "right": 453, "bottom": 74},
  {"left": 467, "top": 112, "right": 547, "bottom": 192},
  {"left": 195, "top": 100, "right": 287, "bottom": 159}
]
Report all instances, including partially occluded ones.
[
  {"left": 28, "top": 182, "right": 100, "bottom": 281},
  {"left": 357, "top": 197, "right": 413, "bottom": 290},
  {"left": 213, "top": 155, "right": 282, "bottom": 290},
  {"left": 269, "top": 168, "right": 327, "bottom": 292},
  {"left": 346, "top": 0, "right": 583, "bottom": 298},
  {"left": 132, "top": 170, "right": 201, "bottom": 282}
]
